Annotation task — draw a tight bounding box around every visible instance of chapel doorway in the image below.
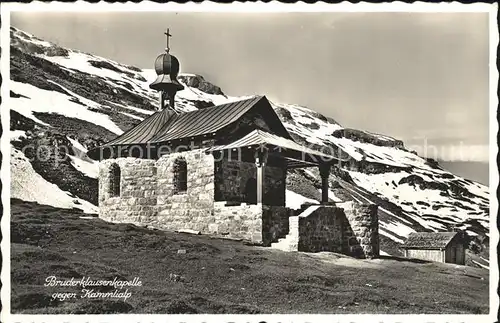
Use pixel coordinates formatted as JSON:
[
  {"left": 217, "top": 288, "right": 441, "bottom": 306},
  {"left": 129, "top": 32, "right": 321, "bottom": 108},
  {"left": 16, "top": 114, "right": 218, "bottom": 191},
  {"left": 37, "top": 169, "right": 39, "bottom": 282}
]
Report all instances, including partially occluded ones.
[{"left": 451, "top": 246, "right": 457, "bottom": 263}]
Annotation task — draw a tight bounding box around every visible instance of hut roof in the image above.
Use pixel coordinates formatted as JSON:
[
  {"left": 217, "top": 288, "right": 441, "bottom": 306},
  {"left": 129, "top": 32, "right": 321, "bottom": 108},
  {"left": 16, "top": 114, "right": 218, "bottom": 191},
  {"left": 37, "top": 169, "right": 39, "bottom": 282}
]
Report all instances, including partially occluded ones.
[{"left": 402, "top": 232, "right": 459, "bottom": 249}]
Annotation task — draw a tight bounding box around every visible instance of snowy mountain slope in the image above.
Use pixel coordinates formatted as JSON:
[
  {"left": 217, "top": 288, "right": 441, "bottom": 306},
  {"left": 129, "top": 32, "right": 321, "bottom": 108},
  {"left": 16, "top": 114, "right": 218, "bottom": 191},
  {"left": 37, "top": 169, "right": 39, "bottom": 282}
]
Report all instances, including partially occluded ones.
[
  {"left": 10, "top": 147, "right": 97, "bottom": 213},
  {"left": 8, "top": 27, "right": 489, "bottom": 261}
]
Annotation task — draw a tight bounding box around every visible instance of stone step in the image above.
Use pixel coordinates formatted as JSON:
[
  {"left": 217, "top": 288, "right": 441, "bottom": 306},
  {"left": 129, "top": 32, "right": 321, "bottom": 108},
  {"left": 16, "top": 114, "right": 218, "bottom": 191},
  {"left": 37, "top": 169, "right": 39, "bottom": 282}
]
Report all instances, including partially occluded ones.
[
  {"left": 270, "top": 216, "right": 300, "bottom": 252},
  {"left": 277, "top": 236, "right": 298, "bottom": 242},
  {"left": 271, "top": 234, "right": 299, "bottom": 252},
  {"left": 272, "top": 239, "right": 294, "bottom": 245}
]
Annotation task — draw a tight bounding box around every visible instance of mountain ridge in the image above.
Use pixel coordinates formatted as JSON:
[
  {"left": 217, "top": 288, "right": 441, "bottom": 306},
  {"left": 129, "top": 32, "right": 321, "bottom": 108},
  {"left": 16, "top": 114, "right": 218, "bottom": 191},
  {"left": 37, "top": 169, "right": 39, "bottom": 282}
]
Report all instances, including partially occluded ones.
[{"left": 7, "top": 26, "right": 489, "bottom": 265}]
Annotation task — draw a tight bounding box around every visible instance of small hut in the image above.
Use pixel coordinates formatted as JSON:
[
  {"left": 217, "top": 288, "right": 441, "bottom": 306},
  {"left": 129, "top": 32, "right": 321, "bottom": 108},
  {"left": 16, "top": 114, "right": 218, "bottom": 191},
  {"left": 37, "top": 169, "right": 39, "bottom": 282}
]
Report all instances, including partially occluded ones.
[{"left": 402, "top": 232, "right": 465, "bottom": 265}]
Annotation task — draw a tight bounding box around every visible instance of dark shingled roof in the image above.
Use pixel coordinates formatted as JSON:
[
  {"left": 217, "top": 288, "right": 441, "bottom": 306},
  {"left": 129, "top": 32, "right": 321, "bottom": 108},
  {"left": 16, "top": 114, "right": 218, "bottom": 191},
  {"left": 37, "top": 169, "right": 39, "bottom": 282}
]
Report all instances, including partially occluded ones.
[
  {"left": 88, "top": 95, "right": 272, "bottom": 159},
  {"left": 104, "top": 108, "right": 177, "bottom": 146},
  {"left": 402, "top": 232, "right": 459, "bottom": 249},
  {"left": 98, "top": 95, "right": 268, "bottom": 148},
  {"left": 150, "top": 95, "right": 266, "bottom": 143}
]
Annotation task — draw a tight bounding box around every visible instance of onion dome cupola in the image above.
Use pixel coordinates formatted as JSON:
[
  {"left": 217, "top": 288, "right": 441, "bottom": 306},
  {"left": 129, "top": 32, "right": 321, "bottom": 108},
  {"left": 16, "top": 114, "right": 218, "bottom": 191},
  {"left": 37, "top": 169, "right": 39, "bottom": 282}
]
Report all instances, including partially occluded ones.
[{"left": 149, "top": 28, "right": 184, "bottom": 112}]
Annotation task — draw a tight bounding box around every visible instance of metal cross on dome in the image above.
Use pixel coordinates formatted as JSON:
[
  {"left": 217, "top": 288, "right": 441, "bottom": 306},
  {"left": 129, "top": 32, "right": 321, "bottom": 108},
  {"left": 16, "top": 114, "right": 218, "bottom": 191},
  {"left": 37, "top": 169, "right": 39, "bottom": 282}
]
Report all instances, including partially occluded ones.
[{"left": 164, "top": 28, "right": 172, "bottom": 53}]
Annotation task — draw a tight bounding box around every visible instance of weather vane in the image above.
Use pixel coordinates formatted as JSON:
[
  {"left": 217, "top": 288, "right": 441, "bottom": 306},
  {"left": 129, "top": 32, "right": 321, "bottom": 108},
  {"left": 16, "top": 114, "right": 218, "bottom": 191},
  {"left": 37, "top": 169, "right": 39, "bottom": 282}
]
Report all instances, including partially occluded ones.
[{"left": 164, "top": 28, "right": 172, "bottom": 53}]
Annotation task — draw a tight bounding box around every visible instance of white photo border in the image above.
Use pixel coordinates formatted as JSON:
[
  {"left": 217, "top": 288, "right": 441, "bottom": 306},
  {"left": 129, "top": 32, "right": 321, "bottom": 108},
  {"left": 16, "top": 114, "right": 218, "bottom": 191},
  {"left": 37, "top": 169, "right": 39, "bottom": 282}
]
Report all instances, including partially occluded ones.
[{"left": 1, "top": 2, "right": 498, "bottom": 323}]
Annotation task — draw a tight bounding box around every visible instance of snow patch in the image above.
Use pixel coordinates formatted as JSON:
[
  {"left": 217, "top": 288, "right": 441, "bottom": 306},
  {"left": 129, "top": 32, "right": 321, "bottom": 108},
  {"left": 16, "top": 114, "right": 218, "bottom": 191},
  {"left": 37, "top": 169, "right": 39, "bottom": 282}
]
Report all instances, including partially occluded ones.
[
  {"left": 10, "top": 81, "right": 123, "bottom": 135},
  {"left": 67, "top": 155, "right": 99, "bottom": 179},
  {"left": 11, "top": 147, "right": 97, "bottom": 213},
  {"left": 286, "top": 190, "right": 318, "bottom": 209},
  {"left": 379, "top": 220, "right": 415, "bottom": 238},
  {"left": 471, "top": 260, "right": 489, "bottom": 270},
  {"left": 298, "top": 205, "right": 321, "bottom": 218},
  {"left": 328, "top": 189, "right": 343, "bottom": 203},
  {"left": 379, "top": 228, "right": 404, "bottom": 244},
  {"left": 10, "top": 130, "right": 26, "bottom": 141}
]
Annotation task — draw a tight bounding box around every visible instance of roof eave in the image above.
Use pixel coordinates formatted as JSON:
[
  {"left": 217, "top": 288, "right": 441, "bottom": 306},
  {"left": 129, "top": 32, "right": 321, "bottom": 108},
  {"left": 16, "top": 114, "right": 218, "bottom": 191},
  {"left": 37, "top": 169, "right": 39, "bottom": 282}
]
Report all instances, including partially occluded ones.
[{"left": 401, "top": 246, "right": 447, "bottom": 250}]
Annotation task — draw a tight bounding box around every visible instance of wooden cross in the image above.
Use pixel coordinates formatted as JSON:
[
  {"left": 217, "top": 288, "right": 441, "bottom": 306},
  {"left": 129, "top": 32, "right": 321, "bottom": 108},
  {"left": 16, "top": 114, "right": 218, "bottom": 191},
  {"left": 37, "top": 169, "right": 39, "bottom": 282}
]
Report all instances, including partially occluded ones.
[{"left": 164, "top": 28, "right": 172, "bottom": 53}]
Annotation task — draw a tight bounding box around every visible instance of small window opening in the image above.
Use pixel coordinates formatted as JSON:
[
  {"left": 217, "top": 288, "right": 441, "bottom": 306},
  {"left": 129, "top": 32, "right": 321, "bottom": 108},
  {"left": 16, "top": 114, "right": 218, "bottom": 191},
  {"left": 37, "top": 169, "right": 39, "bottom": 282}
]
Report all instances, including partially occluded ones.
[
  {"left": 173, "top": 157, "right": 187, "bottom": 193},
  {"left": 109, "top": 163, "right": 121, "bottom": 197}
]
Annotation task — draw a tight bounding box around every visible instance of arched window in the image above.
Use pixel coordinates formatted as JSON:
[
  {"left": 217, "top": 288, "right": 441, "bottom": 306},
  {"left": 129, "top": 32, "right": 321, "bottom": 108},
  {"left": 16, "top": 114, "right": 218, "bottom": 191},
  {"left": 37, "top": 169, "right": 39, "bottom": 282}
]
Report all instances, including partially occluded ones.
[
  {"left": 109, "top": 163, "right": 121, "bottom": 197},
  {"left": 173, "top": 157, "right": 187, "bottom": 193}
]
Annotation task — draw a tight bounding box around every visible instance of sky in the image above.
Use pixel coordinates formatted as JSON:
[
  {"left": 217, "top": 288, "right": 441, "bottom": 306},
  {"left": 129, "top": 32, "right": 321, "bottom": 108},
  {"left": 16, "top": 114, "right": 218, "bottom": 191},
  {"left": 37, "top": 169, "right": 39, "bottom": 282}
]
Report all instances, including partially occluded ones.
[{"left": 10, "top": 11, "right": 491, "bottom": 167}]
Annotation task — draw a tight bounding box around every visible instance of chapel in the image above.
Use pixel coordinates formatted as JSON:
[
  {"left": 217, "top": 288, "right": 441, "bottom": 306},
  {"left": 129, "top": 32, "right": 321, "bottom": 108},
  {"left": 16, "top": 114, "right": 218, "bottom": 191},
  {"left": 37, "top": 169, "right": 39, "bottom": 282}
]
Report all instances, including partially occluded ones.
[{"left": 88, "top": 30, "right": 380, "bottom": 258}]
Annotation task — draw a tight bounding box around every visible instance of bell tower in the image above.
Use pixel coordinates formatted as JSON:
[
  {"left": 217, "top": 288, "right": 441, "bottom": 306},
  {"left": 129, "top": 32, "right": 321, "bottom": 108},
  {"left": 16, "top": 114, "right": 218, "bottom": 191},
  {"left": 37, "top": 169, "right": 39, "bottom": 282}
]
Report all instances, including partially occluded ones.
[{"left": 149, "top": 28, "right": 184, "bottom": 112}]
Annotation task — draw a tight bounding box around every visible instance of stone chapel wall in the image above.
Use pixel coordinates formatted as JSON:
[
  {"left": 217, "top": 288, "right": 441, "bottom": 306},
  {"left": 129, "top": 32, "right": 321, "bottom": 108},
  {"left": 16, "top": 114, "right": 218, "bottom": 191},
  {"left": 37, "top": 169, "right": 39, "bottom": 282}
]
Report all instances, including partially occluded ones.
[
  {"left": 215, "top": 159, "right": 255, "bottom": 202},
  {"left": 98, "top": 149, "right": 216, "bottom": 232},
  {"left": 215, "top": 158, "right": 286, "bottom": 206},
  {"left": 211, "top": 203, "right": 292, "bottom": 245},
  {"left": 97, "top": 153, "right": 379, "bottom": 259},
  {"left": 155, "top": 149, "right": 216, "bottom": 232},
  {"left": 294, "top": 203, "right": 379, "bottom": 258},
  {"left": 261, "top": 206, "right": 292, "bottom": 246},
  {"left": 212, "top": 202, "right": 264, "bottom": 242},
  {"left": 339, "top": 201, "right": 379, "bottom": 258},
  {"left": 297, "top": 206, "right": 345, "bottom": 253},
  {"left": 99, "top": 158, "right": 157, "bottom": 224},
  {"left": 263, "top": 167, "right": 286, "bottom": 206}
]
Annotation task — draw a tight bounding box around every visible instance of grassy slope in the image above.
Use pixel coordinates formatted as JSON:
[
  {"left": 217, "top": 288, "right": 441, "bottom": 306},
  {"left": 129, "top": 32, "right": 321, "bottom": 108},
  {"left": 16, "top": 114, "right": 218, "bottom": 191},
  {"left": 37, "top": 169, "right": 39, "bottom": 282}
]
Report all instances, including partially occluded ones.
[{"left": 10, "top": 199, "right": 489, "bottom": 314}]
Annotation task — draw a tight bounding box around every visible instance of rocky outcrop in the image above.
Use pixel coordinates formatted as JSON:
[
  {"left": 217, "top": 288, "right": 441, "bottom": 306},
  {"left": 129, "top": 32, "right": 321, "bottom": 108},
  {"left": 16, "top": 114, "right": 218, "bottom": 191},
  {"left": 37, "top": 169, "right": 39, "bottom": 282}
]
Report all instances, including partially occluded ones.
[
  {"left": 192, "top": 100, "right": 215, "bottom": 110},
  {"left": 274, "top": 106, "right": 294, "bottom": 123},
  {"left": 355, "top": 159, "right": 411, "bottom": 175},
  {"left": 398, "top": 174, "right": 448, "bottom": 191},
  {"left": 286, "top": 169, "right": 322, "bottom": 201},
  {"left": 332, "top": 128, "right": 404, "bottom": 148},
  {"left": 11, "top": 28, "right": 69, "bottom": 57},
  {"left": 88, "top": 60, "right": 146, "bottom": 81},
  {"left": 178, "top": 74, "right": 225, "bottom": 96}
]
